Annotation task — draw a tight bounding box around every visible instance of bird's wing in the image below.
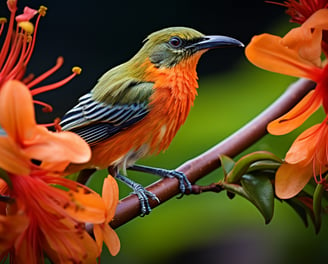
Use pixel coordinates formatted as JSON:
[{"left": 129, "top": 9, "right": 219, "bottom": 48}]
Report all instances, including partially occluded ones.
[{"left": 60, "top": 82, "right": 153, "bottom": 146}]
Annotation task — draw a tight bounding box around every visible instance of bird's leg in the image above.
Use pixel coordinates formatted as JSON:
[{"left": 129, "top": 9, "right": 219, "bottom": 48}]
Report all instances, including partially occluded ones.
[
  {"left": 108, "top": 166, "right": 159, "bottom": 216},
  {"left": 128, "top": 164, "right": 192, "bottom": 195}
]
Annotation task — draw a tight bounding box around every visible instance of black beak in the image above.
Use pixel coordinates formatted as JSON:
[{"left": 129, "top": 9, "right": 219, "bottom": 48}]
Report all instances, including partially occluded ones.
[{"left": 186, "top": 35, "right": 244, "bottom": 52}]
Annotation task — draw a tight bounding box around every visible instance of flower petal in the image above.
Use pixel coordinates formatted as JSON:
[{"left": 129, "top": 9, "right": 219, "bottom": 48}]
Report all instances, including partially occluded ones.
[
  {"left": 285, "top": 124, "right": 321, "bottom": 164},
  {"left": 267, "top": 90, "right": 321, "bottom": 135},
  {"left": 283, "top": 27, "right": 322, "bottom": 66},
  {"left": 23, "top": 127, "right": 91, "bottom": 164},
  {"left": 245, "top": 33, "right": 320, "bottom": 79},
  {"left": 0, "top": 137, "right": 30, "bottom": 175},
  {"left": 102, "top": 175, "right": 119, "bottom": 220},
  {"left": 102, "top": 223, "right": 120, "bottom": 256},
  {"left": 0, "top": 80, "right": 37, "bottom": 143},
  {"left": 302, "top": 9, "right": 328, "bottom": 31},
  {"left": 93, "top": 224, "right": 104, "bottom": 255},
  {"left": 43, "top": 218, "right": 99, "bottom": 264},
  {"left": 275, "top": 162, "right": 313, "bottom": 199},
  {"left": 63, "top": 186, "right": 106, "bottom": 224}
]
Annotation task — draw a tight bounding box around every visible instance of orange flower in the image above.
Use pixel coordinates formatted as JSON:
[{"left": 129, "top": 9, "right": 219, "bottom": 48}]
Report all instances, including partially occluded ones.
[
  {"left": 0, "top": 80, "right": 106, "bottom": 262},
  {"left": 0, "top": 79, "right": 121, "bottom": 262},
  {"left": 0, "top": 80, "right": 91, "bottom": 174},
  {"left": 0, "top": 1, "right": 121, "bottom": 262},
  {"left": 245, "top": 9, "right": 328, "bottom": 198},
  {"left": 93, "top": 175, "right": 120, "bottom": 256}
]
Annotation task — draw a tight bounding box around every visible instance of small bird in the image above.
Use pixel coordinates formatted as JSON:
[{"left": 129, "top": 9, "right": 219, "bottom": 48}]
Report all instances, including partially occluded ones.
[{"left": 60, "top": 27, "right": 243, "bottom": 215}]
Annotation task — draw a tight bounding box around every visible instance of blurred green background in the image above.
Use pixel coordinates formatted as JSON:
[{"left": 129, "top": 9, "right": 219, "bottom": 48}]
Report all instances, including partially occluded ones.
[{"left": 3, "top": 0, "right": 328, "bottom": 263}]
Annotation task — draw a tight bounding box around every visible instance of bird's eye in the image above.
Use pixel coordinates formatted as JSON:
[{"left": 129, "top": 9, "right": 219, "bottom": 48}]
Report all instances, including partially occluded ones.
[{"left": 168, "top": 37, "right": 183, "bottom": 48}]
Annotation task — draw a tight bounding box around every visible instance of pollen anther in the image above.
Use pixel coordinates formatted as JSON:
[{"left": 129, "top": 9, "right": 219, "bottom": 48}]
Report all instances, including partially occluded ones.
[
  {"left": 0, "top": 18, "right": 7, "bottom": 24},
  {"left": 38, "top": 6, "right": 47, "bottom": 17},
  {"left": 18, "top": 21, "right": 34, "bottom": 34},
  {"left": 72, "top": 67, "right": 82, "bottom": 75}
]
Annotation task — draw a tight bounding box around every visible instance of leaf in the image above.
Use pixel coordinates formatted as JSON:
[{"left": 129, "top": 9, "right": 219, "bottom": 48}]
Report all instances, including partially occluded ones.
[
  {"left": 226, "top": 151, "right": 282, "bottom": 184},
  {"left": 219, "top": 155, "right": 235, "bottom": 177},
  {"left": 313, "top": 181, "right": 325, "bottom": 233},
  {"left": 247, "top": 161, "right": 281, "bottom": 173},
  {"left": 240, "top": 174, "right": 274, "bottom": 224}
]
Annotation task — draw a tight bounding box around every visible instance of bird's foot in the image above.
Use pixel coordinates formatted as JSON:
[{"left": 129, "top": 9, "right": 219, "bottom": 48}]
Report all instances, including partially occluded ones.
[
  {"left": 115, "top": 174, "right": 159, "bottom": 216},
  {"left": 131, "top": 183, "right": 160, "bottom": 216},
  {"left": 159, "top": 169, "right": 192, "bottom": 195},
  {"left": 128, "top": 165, "right": 192, "bottom": 196}
]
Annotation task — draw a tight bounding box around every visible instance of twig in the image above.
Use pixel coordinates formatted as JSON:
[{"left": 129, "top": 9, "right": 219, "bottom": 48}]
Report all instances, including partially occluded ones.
[{"left": 110, "top": 78, "right": 315, "bottom": 229}]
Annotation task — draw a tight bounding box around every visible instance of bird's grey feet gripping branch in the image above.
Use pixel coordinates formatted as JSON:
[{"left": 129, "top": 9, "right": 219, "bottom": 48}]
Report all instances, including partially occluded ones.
[
  {"left": 115, "top": 174, "right": 160, "bottom": 216},
  {"left": 128, "top": 164, "right": 192, "bottom": 195}
]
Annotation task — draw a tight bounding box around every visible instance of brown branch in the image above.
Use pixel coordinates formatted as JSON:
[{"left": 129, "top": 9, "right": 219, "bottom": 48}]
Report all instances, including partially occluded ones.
[{"left": 110, "top": 78, "right": 315, "bottom": 229}]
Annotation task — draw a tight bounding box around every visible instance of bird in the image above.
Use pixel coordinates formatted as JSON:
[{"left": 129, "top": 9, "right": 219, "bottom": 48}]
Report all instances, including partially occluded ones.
[{"left": 60, "top": 27, "right": 243, "bottom": 215}]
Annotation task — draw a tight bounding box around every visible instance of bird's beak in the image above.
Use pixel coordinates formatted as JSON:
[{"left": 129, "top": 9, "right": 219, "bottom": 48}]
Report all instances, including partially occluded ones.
[{"left": 186, "top": 35, "right": 244, "bottom": 52}]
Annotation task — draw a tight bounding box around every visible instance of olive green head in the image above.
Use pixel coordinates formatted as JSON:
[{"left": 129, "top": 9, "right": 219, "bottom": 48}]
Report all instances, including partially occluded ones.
[{"left": 131, "top": 26, "right": 244, "bottom": 68}]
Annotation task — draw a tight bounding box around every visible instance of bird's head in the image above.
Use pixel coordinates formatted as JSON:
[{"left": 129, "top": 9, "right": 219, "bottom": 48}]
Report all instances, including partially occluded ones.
[{"left": 131, "top": 27, "right": 244, "bottom": 69}]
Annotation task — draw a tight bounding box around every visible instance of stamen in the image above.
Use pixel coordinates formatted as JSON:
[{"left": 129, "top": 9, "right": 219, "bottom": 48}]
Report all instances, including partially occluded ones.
[
  {"left": 42, "top": 118, "right": 61, "bottom": 131},
  {"left": 22, "top": 6, "right": 46, "bottom": 66},
  {"left": 53, "top": 118, "right": 62, "bottom": 132},
  {"left": 4, "top": 30, "right": 30, "bottom": 81},
  {"left": 1, "top": 32, "right": 24, "bottom": 77},
  {"left": 72, "top": 66, "right": 82, "bottom": 75},
  {"left": 33, "top": 100, "right": 53, "bottom": 113},
  {"left": 0, "top": 18, "right": 7, "bottom": 36},
  {"left": 27, "top": 57, "right": 64, "bottom": 89},
  {"left": 22, "top": 73, "right": 34, "bottom": 84},
  {"left": 0, "top": 4, "right": 16, "bottom": 70},
  {"left": 31, "top": 65, "right": 82, "bottom": 96},
  {"left": 38, "top": 6, "right": 47, "bottom": 17},
  {"left": 7, "top": 0, "right": 17, "bottom": 13}
]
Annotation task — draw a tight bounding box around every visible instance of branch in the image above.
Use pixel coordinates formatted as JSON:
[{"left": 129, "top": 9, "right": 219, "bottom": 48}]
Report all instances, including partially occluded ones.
[{"left": 110, "top": 78, "right": 315, "bottom": 229}]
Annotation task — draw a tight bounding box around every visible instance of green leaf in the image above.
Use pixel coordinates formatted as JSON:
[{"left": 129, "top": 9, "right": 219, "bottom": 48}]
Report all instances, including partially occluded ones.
[
  {"left": 247, "top": 161, "right": 281, "bottom": 173},
  {"left": 219, "top": 155, "right": 235, "bottom": 178},
  {"left": 313, "top": 181, "right": 326, "bottom": 233},
  {"left": 226, "top": 151, "right": 282, "bottom": 184},
  {"left": 220, "top": 173, "right": 274, "bottom": 224},
  {"left": 240, "top": 174, "right": 274, "bottom": 224},
  {"left": 0, "top": 168, "right": 12, "bottom": 189}
]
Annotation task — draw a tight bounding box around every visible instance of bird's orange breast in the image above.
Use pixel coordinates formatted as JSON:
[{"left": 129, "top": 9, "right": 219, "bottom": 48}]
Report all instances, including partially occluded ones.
[{"left": 90, "top": 55, "right": 202, "bottom": 169}]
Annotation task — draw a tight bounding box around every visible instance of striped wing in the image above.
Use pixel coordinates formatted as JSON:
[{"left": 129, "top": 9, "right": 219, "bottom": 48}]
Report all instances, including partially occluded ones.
[{"left": 60, "top": 92, "right": 149, "bottom": 145}]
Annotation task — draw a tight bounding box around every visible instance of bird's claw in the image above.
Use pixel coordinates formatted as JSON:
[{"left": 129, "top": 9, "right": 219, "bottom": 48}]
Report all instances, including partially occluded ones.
[
  {"left": 165, "top": 170, "right": 192, "bottom": 197},
  {"left": 132, "top": 183, "right": 160, "bottom": 216}
]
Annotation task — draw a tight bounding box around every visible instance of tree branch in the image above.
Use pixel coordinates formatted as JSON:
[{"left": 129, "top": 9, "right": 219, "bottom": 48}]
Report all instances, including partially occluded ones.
[{"left": 110, "top": 78, "right": 315, "bottom": 229}]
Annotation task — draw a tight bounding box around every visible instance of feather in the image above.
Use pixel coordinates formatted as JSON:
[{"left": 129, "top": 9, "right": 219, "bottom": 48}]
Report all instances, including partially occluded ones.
[{"left": 60, "top": 92, "right": 149, "bottom": 145}]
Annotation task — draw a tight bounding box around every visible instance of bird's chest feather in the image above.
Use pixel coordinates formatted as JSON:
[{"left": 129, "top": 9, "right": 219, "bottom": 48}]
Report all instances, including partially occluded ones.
[{"left": 145, "top": 63, "right": 199, "bottom": 148}]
